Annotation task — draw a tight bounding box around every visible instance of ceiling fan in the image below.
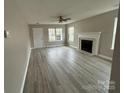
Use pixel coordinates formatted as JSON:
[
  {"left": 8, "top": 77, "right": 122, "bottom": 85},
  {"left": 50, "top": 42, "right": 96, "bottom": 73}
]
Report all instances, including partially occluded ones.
[{"left": 58, "top": 16, "right": 71, "bottom": 23}]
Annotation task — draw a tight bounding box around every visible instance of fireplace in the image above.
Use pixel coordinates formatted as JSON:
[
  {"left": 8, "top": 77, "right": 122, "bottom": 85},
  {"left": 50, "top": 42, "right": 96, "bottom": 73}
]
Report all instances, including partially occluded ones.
[
  {"left": 81, "top": 40, "right": 93, "bottom": 53},
  {"left": 78, "top": 32, "right": 101, "bottom": 55}
]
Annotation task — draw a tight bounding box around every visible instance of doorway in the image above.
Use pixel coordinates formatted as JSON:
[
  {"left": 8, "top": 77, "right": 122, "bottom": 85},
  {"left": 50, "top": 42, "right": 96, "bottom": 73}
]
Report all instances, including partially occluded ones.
[{"left": 33, "top": 28, "right": 45, "bottom": 48}]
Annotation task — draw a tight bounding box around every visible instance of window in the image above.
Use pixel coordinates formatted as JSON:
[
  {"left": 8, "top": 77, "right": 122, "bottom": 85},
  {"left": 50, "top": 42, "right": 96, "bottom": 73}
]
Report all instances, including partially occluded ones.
[
  {"left": 48, "top": 28, "right": 62, "bottom": 42},
  {"left": 111, "top": 17, "right": 118, "bottom": 50},
  {"left": 68, "top": 27, "right": 74, "bottom": 42},
  {"left": 56, "top": 28, "right": 62, "bottom": 40},
  {"left": 48, "top": 28, "right": 55, "bottom": 42}
]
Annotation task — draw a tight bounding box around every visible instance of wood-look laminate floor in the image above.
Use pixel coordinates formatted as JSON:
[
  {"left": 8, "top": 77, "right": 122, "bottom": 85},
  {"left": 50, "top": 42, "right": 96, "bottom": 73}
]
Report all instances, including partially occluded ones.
[{"left": 23, "top": 46, "right": 112, "bottom": 93}]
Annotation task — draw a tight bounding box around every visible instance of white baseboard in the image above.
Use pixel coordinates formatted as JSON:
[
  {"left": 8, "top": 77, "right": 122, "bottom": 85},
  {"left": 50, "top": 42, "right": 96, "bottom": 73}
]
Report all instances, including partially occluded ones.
[
  {"left": 69, "top": 45, "right": 78, "bottom": 49},
  {"left": 46, "top": 44, "right": 65, "bottom": 48},
  {"left": 20, "top": 48, "right": 31, "bottom": 93},
  {"left": 31, "top": 47, "right": 45, "bottom": 49},
  {"left": 98, "top": 54, "right": 112, "bottom": 61},
  {"left": 31, "top": 44, "right": 65, "bottom": 49}
]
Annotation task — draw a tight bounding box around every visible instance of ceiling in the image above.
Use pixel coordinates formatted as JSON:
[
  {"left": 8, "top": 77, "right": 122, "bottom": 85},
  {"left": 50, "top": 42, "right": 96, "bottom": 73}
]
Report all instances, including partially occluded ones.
[{"left": 15, "top": 0, "right": 119, "bottom": 24}]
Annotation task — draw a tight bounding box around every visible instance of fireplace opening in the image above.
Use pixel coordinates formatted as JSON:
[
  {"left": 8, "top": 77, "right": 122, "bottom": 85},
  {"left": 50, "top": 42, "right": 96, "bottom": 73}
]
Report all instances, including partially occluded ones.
[{"left": 81, "top": 40, "right": 93, "bottom": 53}]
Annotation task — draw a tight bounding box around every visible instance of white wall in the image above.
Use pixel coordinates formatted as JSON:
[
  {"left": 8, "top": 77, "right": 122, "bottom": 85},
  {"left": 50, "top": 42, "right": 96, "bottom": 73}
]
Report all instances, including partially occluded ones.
[
  {"left": 4, "top": 0, "right": 31, "bottom": 93},
  {"left": 109, "top": 10, "right": 119, "bottom": 93}
]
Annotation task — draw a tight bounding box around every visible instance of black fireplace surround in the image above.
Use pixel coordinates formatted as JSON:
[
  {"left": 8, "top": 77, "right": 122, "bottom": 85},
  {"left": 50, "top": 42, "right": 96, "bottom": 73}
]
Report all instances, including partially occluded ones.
[{"left": 81, "top": 40, "right": 93, "bottom": 53}]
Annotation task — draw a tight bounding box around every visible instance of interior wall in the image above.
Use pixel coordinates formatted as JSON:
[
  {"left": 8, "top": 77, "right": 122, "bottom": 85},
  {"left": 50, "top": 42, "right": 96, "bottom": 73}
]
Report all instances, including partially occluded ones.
[
  {"left": 4, "top": 0, "right": 31, "bottom": 93},
  {"left": 67, "top": 9, "right": 118, "bottom": 58},
  {"left": 109, "top": 9, "right": 120, "bottom": 93},
  {"left": 29, "top": 24, "right": 66, "bottom": 48}
]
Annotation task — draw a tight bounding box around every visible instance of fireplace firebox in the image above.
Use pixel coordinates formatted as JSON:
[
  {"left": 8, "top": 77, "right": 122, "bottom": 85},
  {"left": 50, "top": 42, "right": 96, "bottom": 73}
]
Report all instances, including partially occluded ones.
[{"left": 81, "top": 40, "right": 93, "bottom": 53}]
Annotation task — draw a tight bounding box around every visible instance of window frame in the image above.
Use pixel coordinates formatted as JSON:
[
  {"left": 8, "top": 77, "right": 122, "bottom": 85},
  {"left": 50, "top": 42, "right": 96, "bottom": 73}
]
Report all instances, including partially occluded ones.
[
  {"left": 68, "top": 26, "right": 74, "bottom": 42},
  {"left": 111, "top": 17, "right": 118, "bottom": 50},
  {"left": 55, "top": 28, "right": 63, "bottom": 41},
  {"left": 48, "top": 28, "right": 56, "bottom": 42},
  {"left": 48, "top": 28, "right": 63, "bottom": 42}
]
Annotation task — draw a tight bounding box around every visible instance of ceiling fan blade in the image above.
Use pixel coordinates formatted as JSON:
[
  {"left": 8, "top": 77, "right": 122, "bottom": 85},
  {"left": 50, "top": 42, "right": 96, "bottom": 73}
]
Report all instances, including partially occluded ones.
[
  {"left": 51, "top": 15, "right": 71, "bottom": 23},
  {"left": 62, "top": 18, "right": 71, "bottom": 22}
]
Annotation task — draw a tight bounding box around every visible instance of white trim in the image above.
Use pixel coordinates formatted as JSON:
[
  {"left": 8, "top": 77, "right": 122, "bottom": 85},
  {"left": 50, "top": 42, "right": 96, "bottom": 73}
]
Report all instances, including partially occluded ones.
[
  {"left": 98, "top": 54, "right": 112, "bottom": 61},
  {"left": 20, "top": 48, "right": 31, "bottom": 93},
  {"left": 48, "top": 40, "right": 64, "bottom": 42},
  {"left": 111, "top": 17, "right": 118, "bottom": 50},
  {"left": 31, "top": 47, "right": 37, "bottom": 49},
  {"left": 46, "top": 44, "right": 65, "bottom": 48},
  {"left": 31, "top": 47, "right": 46, "bottom": 49},
  {"left": 31, "top": 44, "right": 65, "bottom": 49},
  {"left": 69, "top": 45, "right": 78, "bottom": 49}
]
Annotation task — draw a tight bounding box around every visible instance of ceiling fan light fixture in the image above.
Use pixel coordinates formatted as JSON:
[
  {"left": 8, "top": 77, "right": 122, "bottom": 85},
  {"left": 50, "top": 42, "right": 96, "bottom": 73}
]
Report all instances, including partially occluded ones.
[{"left": 58, "top": 16, "right": 71, "bottom": 23}]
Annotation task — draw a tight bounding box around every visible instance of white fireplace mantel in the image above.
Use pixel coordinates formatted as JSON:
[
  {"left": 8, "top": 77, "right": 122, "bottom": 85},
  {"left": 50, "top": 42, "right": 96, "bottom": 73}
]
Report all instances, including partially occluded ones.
[{"left": 78, "top": 32, "right": 101, "bottom": 55}]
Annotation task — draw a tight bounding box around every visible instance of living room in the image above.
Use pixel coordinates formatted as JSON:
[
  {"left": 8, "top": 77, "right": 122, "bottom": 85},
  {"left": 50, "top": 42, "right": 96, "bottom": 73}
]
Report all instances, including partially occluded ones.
[{"left": 4, "top": 0, "right": 120, "bottom": 93}]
